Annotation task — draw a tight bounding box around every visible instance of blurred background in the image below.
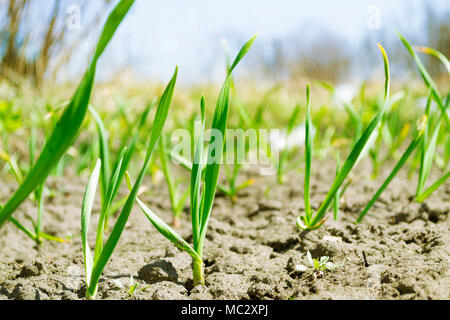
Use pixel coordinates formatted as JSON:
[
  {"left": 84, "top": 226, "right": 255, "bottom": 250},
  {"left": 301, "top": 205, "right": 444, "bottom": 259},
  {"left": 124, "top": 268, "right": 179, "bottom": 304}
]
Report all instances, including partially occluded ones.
[{"left": 0, "top": 0, "right": 449, "bottom": 87}]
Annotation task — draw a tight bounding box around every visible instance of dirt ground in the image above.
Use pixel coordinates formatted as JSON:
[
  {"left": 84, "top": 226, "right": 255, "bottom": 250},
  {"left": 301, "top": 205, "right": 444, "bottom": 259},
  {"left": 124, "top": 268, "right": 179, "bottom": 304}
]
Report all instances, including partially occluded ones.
[{"left": 0, "top": 160, "right": 449, "bottom": 300}]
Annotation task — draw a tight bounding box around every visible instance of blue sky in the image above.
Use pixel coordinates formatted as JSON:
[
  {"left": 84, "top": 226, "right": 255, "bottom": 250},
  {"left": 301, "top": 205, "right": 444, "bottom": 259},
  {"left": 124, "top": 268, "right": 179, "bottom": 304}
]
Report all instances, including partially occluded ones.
[{"left": 77, "top": 0, "right": 449, "bottom": 84}]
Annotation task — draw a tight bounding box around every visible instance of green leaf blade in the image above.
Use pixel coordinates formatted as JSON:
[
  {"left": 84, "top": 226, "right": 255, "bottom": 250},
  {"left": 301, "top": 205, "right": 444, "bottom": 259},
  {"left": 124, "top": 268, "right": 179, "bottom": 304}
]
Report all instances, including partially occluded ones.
[
  {"left": 81, "top": 159, "right": 101, "bottom": 285},
  {"left": 0, "top": 0, "right": 135, "bottom": 229}
]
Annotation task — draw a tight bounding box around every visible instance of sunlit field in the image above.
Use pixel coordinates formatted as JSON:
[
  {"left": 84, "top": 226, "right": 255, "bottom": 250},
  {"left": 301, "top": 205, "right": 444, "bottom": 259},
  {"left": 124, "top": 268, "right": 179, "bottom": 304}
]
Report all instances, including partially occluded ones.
[{"left": 0, "top": 0, "right": 448, "bottom": 301}]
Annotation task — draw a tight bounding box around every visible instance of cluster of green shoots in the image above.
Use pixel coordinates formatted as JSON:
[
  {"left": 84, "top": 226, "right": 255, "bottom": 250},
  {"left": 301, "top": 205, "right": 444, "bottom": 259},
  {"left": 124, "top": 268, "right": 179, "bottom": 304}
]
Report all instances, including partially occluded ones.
[
  {"left": 160, "top": 43, "right": 266, "bottom": 205},
  {"left": 80, "top": 0, "right": 255, "bottom": 297},
  {"left": 293, "top": 251, "right": 340, "bottom": 274},
  {"left": 124, "top": 36, "right": 257, "bottom": 287},
  {"left": 80, "top": 63, "right": 177, "bottom": 298},
  {"left": 297, "top": 35, "right": 449, "bottom": 230}
]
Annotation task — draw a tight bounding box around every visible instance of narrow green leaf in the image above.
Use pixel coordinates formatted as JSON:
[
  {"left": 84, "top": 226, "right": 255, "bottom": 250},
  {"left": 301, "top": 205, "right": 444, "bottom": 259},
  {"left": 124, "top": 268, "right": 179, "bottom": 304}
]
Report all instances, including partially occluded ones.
[
  {"left": 191, "top": 96, "right": 206, "bottom": 248},
  {"left": 125, "top": 172, "right": 201, "bottom": 262},
  {"left": 35, "top": 184, "right": 44, "bottom": 240},
  {"left": 198, "top": 36, "right": 256, "bottom": 252},
  {"left": 287, "top": 104, "right": 301, "bottom": 134},
  {"left": 333, "top": 152, "right": 341, "bottom": 221},
  {"left": 81, "top": 159, "right": 101, "bottom": 285},
  {"left": 94, "top": 147, "right": 127, "bottom": 261},
  {"left": 108, "top": 101, "right": 154, "bottom": 211},
  {"left": 416, "top": 91, "right": 433, "bottom": 196},
  {"left": 416, "top": 96, "right": 449, "bottom": 201},
  {"left": 308, "top": 43, "right": 390, "bottom": 228},
  {"left": 398, "top": 32, "right": 449, "bottom": 126},
  {"left": 89, "top": 106, "right": 111, "bottom": 204},
  {"left": 0, "top": 0, "right": 135, "bottom": 228},
  {"left": 29, "top": 127, "right": 36, "bottom": 167},
  {"left": 228, "top": 34, "right": 257, "bottom": 75},
  {"left": 91, "top": 0, "right": 135, "bottom": 63},
  {"left": 304, "top": 85, "right": 312, "bottom": 223},
  {"left": 418, "top": 118, "right": 442, "bottom": 195},
  {"left": 356, "top": 117, "right": 427, "bottom": 223},
  {"left": 413, "top": 46, "right": 450, "bottom": 75},
  {"left": 87, "top": 66, "right": 177, "bottom": 297}
]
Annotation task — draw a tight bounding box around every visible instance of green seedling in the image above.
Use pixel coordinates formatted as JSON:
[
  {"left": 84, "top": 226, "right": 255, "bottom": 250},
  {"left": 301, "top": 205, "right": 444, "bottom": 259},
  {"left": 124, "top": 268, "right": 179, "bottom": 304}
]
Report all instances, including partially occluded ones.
[
  {"left": 81, "top": 71, "right": 176, "bottom": 300},
  {"left": 332, "top": 153, "right": 341, "bottom": 221},
  {"left": 405, "top": 43, "right": 450, "bottom": 202},
  {"left": 89, "top": 106, "right": 111, "bottom": 206},
  {"left": 369, "top": 91, "right": 407, "bottom": 178},
  {"left": 1, "top": 132, "right": 65, "bottom": 244},
  {"left": 307, "top": 251, "right": 339, "bottom": 272},
  {"left": 128, "top": 276, "right": 151, "bottom": 297},
  {"left": 414, "top": 46, "right": 450, "bottom": 75},
  {"left": 297, "top": 44, "right": 391, "bottom": 230},
  {"left": 0, "top": 0, "right": 135, "bottom": 229},
  {"left": 127, "top": 36, "right": 256, "bottom": 286},
  {"left": 162, "top": 57, "right": 262, "bottom": 203},
  {"left": 357, "top": 54, "right": 449, "bottom": 221},
  {"left": 80, "top": 66, "right": 177, "bottom": 300},
  {"left": 357, "top": 41, "right": 449, "bottom": 222}
]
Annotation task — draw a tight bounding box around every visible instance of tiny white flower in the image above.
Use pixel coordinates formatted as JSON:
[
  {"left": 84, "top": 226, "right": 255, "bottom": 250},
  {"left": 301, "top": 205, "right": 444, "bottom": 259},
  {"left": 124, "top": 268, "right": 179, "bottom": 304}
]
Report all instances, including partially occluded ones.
[{"left": 295, "top": 264, "right": 308, "bottom": 272}]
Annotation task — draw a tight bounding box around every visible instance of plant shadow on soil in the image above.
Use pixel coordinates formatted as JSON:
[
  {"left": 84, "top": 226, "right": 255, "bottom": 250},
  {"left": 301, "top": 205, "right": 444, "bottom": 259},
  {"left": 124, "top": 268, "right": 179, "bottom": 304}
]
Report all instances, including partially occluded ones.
[{"left": 0, "top": 160, "right": 449, "bottom": 300}]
